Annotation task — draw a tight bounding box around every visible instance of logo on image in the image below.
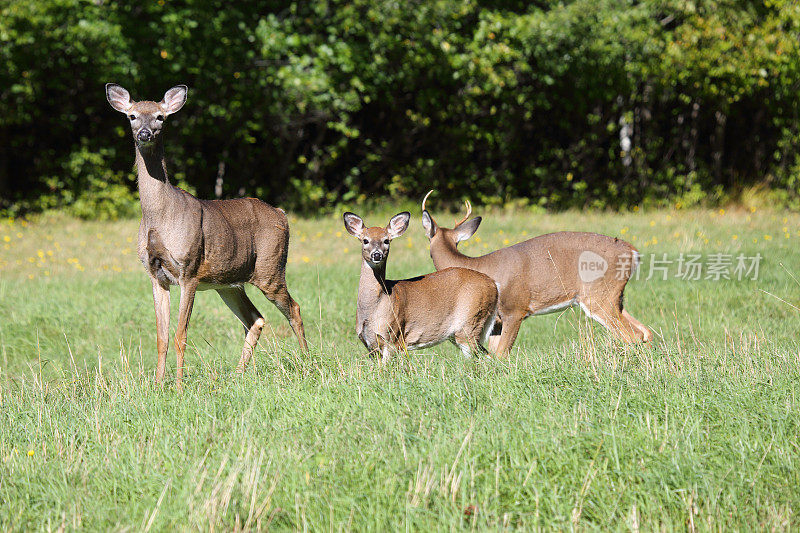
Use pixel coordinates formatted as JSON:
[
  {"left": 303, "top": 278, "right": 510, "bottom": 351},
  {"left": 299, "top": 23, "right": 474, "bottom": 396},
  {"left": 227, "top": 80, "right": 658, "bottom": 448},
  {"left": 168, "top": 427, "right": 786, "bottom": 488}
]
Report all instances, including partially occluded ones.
[{"left": 578, "top": 250, "right": 607, "bottom": 282}]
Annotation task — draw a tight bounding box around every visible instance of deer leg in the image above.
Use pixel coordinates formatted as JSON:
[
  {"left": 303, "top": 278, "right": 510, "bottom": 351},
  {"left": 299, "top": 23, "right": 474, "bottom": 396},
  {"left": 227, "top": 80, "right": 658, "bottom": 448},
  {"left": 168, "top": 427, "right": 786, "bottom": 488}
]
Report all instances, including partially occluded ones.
[
  {"left": 580, "top": 299, "right": 639, "bottom": 343},
  {"left": 376, "top": 335, "right": 393, "bottom": 365},
  {"left": 174, "top": 280, "right": 198, "bottom": 388},
  {"left": 453, "top": 335, "right": 488, "bottom": 358},
  {"left": 493, "top": 313, "right": 525, "bottom": 356},
  {"left": 151, "top": 279, "right": 171, "bottom": 383},
  {"left": 486, "top": 316, "right": 503, "bottom": 353},
  {"left": 217, "top": 287, "right": 265, "bottom": 373},
  {"left": 453, "top": 338, "right": 474, "bottom": 358},
  {"left": 456, "top": 309, "right": 495, "bottom": 357},
  {"left": 622, "top": 309, "right": 652, "bottom": 342},
  {"left": 487, "top": 334, "right": 501, "bottom": 353},
  {"left": 258, "top": 283, "right": 309, "bottom": 353}
]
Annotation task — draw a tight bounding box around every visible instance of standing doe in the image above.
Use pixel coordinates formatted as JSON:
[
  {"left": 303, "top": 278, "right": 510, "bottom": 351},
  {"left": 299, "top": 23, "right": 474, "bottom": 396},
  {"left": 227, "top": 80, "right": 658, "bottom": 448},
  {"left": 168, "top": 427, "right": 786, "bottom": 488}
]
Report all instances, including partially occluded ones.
[
  {"left": 421, "top": 191, "right": 652, "bottom": 355},
  {"left": 343, "top": 211, "right": 498, "bottom": 362},
  {"left": 106, "top": 83, "right": 308, "bottom": 387}
]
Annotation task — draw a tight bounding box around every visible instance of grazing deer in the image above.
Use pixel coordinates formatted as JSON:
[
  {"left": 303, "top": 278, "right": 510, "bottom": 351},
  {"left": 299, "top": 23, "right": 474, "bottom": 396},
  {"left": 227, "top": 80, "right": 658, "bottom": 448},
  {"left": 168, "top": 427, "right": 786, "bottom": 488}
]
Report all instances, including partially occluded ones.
[
  {"left": 342, "top": 211, "right": 498, "bottom": 362},
  {"left": 106, "top": 83, "right": 308, "bottom": 386},
  {"left": 421, "top": 191, "right": 652, "bottom": 355}
]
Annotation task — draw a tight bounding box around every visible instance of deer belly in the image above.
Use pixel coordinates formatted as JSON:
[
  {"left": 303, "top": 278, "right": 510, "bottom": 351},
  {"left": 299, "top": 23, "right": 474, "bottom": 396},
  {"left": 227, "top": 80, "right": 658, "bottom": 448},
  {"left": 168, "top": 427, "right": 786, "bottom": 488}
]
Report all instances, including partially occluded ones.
[
  {"left": 197, "top": 282, "right": 244, "bottom": 291},
  {"left": 195, "top": 259, "right": 253, "bottom": 287},
  {"left": 393, "top": 319, "right": 450, "bottom": 351},
  {"left": 530, "top": 297, "right": 578, "bottom": 316},
  {"left": 404, "top": 339, "right": 443, "bottom": 351}
]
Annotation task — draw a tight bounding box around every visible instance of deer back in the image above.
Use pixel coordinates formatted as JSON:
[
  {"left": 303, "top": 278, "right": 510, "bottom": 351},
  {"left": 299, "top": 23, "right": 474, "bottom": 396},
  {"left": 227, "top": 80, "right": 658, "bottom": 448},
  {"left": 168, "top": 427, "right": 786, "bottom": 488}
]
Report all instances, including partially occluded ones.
[
  {"left": 433, "top": 230, "right": 638, "bottom": 314},
  {"left": 371, "top": 267, "right": 498, "bottom": 349}
]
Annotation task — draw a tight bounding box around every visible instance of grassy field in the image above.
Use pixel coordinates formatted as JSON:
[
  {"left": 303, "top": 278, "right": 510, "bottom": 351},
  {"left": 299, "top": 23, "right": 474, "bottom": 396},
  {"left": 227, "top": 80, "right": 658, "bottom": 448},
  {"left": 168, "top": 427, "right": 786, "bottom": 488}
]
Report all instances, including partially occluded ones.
[{"left": 1, "top": 205, "right": 799, "bottom": 530}]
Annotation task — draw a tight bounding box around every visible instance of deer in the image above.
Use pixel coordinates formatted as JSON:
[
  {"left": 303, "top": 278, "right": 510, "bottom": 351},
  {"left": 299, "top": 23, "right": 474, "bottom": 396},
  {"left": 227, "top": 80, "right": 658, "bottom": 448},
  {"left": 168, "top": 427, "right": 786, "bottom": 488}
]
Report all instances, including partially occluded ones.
[
  {"left": 105, "top": 83, "right": 308, "bottom": 387},
  {"left": 342, "top": 211, "right": 499, "bottom": 362},
  {"left": 421, "top": 191, "right": 652, "bottom": 355}
]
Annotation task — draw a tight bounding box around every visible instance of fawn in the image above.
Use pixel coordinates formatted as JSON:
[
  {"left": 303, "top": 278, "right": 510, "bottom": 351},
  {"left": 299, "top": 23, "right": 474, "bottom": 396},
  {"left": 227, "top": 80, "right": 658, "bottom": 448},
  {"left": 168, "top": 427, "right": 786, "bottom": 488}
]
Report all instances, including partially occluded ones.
[{"left": 343, "top": 211, "right": 498, "bottom": 362}]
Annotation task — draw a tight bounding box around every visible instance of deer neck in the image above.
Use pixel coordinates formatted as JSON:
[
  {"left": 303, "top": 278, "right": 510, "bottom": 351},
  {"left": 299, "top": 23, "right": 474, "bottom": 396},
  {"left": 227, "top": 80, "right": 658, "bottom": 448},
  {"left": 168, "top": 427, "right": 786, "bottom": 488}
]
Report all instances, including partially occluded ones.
[
  {"left": 134, "top": 140, "right": 176, "bottom": 216},
  {"left": 431, "top": 238, "right": 471, "bottom": 270},
  {"left": 357, "top": 260, "right": 390, "bottom": 318}
]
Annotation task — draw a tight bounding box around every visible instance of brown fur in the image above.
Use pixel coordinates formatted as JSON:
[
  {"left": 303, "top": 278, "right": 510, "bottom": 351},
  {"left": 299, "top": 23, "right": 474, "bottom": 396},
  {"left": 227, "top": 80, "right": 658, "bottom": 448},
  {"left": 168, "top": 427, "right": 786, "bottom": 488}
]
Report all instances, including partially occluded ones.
[
  {"left": 421, "top": 195, "right": 652, "bottom": 355},
  {"left": 106, "top": 83, "right": 308, "bottom": 387},
  {"left": 344, "top": 212, "right": 498, "bottom": 361}
]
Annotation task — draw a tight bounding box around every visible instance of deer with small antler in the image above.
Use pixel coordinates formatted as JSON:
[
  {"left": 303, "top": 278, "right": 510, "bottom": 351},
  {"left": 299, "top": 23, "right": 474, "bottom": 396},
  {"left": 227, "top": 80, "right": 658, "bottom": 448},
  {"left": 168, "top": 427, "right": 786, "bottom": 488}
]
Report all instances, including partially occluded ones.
[
  {"left": 106, "top": 83, "right": 308, "bottom": 387},
  {"left": 421, "top": 191, "right": 652, "bottom": 355}
]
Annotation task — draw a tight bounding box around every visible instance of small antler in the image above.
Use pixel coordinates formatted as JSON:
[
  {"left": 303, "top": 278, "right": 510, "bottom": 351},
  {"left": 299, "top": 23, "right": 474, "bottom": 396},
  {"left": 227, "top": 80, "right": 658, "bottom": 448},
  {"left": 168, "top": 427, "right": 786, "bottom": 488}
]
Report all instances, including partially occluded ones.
[
  {"left": 422, "top": 190, "right": 434, "bottom": 213},
  {"left": 454, "top": 200, "right": 472, "bottom": 227}
]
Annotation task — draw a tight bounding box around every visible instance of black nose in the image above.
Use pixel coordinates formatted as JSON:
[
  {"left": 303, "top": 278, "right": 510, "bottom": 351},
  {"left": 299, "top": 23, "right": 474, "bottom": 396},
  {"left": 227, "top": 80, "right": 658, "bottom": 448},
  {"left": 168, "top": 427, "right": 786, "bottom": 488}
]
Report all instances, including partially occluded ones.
[
  {"left": 137, "top": 129, "right": 153, "bottom": 142},
  {"left": 371, "top": 251, "right": 383, "bottom": 262}
]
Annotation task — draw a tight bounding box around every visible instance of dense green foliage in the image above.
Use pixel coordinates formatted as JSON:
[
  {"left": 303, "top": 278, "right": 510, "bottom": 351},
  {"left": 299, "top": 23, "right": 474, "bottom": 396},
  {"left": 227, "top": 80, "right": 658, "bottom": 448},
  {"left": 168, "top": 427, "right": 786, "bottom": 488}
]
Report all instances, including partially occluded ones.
[
  {"left": 1, "top": 0, "right": 799, "bottom": 216},
  {"left": 1, "top": 208, "right": 799, "bottom": 528}
]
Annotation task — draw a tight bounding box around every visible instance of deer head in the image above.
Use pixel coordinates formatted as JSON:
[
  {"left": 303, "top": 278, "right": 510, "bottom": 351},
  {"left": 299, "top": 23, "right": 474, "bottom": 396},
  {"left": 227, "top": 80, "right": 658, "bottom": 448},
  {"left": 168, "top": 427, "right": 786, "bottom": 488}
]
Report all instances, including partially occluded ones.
[
  {"left": 421, "top": 190, "right": 482, "bottom": 247},
  {"left": 343, "top": 212, "right": 410, "bottom": 267},
  {"left": 105, "top": 84, "right": 188, "bottom": 147}
]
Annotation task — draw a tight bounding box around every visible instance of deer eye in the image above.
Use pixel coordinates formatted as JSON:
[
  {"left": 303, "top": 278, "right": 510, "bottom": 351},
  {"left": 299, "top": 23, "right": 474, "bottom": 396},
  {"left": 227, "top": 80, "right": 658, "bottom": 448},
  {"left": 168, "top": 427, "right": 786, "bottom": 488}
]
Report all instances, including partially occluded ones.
[
  {"left": 362, "top": 239, "right": 369, "bottom": 245},
  {"left": 128, "top": 114, "right": 136, "bottom": 120},
  {"left": 156, "top": 115, "right": 164, "bottom": 121},
  {"left": 383, "top": 239, "right": 390, "bottom": 245}
]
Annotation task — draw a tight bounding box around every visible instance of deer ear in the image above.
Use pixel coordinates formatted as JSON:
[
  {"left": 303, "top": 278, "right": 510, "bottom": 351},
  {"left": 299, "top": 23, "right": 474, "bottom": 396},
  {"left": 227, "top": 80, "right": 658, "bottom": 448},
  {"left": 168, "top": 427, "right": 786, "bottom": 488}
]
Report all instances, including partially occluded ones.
[
  {"left": 106, "top": 83, "right": 132, "bottom": 113},
  {"left": 421, "top": 211, "right": 436, "bottom": 239},
  {"left": 387, "top": 212, "right": 410, "bottom": 239},
  {"left": 343, "top": 212, "right": 365, "bottom": 238},
  {"left": 454, "top": 217, "right": 481, "bottom": 243},
  {"left": 161, "top": 85, "right": 188, "bottom": 115}
]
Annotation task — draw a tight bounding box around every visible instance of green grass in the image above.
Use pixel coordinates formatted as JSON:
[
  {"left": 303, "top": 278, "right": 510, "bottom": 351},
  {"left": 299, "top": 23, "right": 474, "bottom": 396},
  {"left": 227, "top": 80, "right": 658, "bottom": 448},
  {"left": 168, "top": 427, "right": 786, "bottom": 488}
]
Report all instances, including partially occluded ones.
[{"left": 1, "top": 206, "right": 799, "bottom": 530}]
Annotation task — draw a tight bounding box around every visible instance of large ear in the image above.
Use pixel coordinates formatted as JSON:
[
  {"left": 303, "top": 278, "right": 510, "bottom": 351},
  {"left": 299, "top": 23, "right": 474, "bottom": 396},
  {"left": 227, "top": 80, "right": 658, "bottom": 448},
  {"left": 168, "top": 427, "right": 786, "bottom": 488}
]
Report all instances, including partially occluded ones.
[
  {"left": 454, "top": 217, "right": 481, "bottom": 243},
  {"left": 161, "top": 85, "right": 188, "bottom": 116},
  {"left": 343, "top": 212, "right": 365, "bottom": 238},
  {"left": 387, "top": 212, "right": 410, "bottom": 239},
  {"left": 421, "top": 210, "right": 437, "bottom": 239},
  {"left": 106, "top": 83, "right": 132, "bottom": 113}
]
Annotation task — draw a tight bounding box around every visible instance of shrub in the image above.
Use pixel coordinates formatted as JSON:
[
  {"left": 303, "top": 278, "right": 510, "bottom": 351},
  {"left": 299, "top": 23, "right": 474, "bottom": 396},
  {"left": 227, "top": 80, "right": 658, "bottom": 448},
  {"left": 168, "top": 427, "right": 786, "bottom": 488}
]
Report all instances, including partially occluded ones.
[{"left": 0, "top": 0, "right": 798, "bottom": 217}]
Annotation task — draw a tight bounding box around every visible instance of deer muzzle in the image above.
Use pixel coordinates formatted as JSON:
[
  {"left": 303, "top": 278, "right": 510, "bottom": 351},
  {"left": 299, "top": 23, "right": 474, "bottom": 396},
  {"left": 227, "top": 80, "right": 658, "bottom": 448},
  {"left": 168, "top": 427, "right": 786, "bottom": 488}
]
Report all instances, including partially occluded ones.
[{"left": 137, "top": 129, "right": 154, "bottom": 143}]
